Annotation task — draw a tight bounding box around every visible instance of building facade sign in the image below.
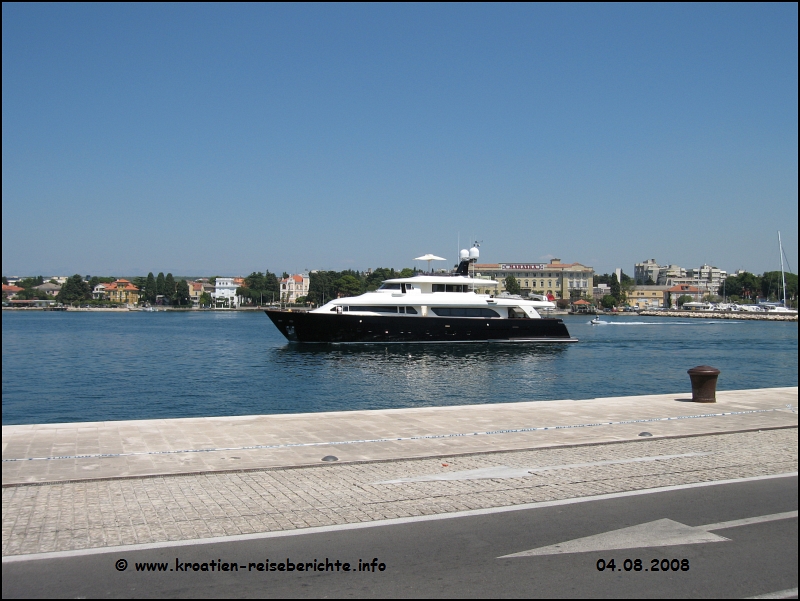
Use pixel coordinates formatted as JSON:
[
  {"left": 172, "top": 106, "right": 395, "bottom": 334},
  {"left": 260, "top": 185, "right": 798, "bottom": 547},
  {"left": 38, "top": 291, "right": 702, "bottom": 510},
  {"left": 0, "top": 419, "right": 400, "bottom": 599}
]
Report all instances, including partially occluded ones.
[{"left": 499, "top": 264, "right": 546, "bottom": 270}]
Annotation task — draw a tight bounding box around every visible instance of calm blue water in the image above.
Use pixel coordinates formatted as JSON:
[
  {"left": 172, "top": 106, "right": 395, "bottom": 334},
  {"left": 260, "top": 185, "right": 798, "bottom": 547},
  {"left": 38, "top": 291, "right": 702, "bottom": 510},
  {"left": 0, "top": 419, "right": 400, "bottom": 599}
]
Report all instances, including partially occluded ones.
[{"left": 2, "top": 311, "right": 797, "bottom": 425}]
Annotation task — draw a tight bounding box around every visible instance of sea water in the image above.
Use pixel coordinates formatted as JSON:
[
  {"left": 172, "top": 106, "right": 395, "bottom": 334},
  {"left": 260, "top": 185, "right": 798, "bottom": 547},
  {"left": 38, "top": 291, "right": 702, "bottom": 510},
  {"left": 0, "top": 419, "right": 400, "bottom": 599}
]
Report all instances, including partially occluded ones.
[{"left": 2, "top": 311, "right": 797, "bottom": 424}]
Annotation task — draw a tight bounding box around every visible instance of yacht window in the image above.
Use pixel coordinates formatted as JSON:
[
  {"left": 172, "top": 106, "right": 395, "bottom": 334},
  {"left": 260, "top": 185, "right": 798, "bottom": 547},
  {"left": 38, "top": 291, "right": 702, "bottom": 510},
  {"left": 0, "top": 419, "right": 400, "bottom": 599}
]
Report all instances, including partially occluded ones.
[
  {"left": 379, "top": 283, "right": 402, "bottom": 290},
  {"left": 432, "top": 284, "right": 445, "bottom": 292},
  {"left": 350, "top": 306, "right": 397, "bottom": 313},
  {"left": 431, "top": 307, "right": 500, "bottom": 317},
  {"left": 446, "top": 284, "right": 464, "bottom": 292},
  {"left": 508, "top": 308, "right": 528, "bottom": 319},
  {"left": 399, "top": 307, "right": 405, "bottom": 313},
  {"left": 405, "top": 306, "right": 418, "bottom": 314}
]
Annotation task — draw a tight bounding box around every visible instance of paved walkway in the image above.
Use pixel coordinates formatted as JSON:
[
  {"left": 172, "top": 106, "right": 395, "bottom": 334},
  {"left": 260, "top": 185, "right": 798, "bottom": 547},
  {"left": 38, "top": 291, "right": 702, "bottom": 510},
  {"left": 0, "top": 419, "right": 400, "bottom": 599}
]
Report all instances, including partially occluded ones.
[
  {"left": 2, "top": 387, "right": 796, "bottom": 485},
  {"left": 2, "top": 388, "right": 797, "bottom": 558}
]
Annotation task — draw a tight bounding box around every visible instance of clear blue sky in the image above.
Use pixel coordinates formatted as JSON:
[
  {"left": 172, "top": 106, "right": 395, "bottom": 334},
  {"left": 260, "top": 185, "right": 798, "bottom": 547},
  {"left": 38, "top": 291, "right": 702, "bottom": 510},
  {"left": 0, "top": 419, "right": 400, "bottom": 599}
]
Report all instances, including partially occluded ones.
[{"left": 3, "top": 3, "right": 797, "bottom": 277}]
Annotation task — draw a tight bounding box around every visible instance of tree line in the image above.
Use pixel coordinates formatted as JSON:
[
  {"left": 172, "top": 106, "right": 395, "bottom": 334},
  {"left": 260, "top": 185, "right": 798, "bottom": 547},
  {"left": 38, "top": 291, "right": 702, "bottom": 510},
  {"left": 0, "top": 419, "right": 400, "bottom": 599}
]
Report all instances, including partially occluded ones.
[
  {"left": 721, "top": 271, "right": 797, "bottom": 303},
  {"left": 130, "top": 272, "right": 191, "bottom": 306},
  {"left": 2, "top": 276, "right": 53, "bottom": 301},
  {"left": 234, "top": 272, "right": 281, "bottom": 306},
  {"left": 304, "top": 268, "right": 416, "bottom": 306}
]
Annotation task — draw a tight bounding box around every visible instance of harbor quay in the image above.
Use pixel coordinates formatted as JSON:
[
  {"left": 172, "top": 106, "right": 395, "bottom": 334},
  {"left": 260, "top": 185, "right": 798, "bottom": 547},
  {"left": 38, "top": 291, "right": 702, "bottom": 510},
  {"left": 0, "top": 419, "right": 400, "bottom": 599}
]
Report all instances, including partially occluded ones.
[{"left": 2, "top": 387, "right": 797, "bottom": 561}]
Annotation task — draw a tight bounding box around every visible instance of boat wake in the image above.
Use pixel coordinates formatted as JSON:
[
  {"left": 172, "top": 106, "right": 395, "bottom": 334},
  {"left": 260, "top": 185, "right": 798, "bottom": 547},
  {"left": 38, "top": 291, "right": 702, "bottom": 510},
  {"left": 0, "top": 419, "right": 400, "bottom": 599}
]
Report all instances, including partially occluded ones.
[{"left": 589, "top": 320, "right": 738, "bottom": 326}]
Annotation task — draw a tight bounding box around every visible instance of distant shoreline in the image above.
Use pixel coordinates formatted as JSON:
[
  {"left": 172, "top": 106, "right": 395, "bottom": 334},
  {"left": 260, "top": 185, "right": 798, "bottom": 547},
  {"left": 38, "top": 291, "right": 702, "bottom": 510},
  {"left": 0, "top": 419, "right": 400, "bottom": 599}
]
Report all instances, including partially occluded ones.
[{"left": 638, "top": 310, "right": 797, "bottom": 321}]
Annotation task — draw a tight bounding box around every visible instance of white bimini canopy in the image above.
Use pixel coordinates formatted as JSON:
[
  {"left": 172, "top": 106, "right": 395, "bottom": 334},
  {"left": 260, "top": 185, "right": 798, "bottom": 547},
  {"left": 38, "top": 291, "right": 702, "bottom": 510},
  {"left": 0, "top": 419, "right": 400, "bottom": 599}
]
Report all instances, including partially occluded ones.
[{"left": 414, "top": 254, "right": 447, "bottom": 272}]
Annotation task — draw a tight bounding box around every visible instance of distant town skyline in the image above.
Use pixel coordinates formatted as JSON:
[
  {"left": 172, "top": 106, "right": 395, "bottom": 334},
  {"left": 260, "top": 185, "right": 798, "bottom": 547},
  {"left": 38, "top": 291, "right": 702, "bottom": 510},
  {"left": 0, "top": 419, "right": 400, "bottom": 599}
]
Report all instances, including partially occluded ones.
[{"left": 3, "top": 4, "right": 797, "bottom": 277}]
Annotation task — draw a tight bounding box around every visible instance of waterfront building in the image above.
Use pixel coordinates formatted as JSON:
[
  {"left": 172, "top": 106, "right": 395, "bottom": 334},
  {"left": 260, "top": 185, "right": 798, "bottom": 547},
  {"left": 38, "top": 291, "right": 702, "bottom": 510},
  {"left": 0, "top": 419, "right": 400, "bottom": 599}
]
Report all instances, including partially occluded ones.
[
  {"left": 634, "top": 259, "right": 725, "bottom": 293},
  {"left": 687, "top": 264, "right": 727, "bottom": 295},
  {"left": 92, "top": 283, "right": 109, "bottom": 300},
  {"left": 2, "top": 284, "right": 24, "bottom": 299},
  {"left": 187, "top": 281, "right": 204, "bottom": 307},
  {"left": 627, "top": 285, "right": 671, "bottom": 310},
  {"left": 106, "top": 279, "right": 140, "bottom": 305},
  {"left": 667, "top": 284, "right": 703, "bottom": 307},
  {"left": 280, "top": 273, "right": 310, "bottom": 303},
  {"left": 212, "top": 277, "right": 240, "bottom": 308},
  {"left": 634, "top": 259, "right": 687, "bottom": 285},
  {"left": 658, "top": 264, "right": 687, "bottom": 285},
  {"left": 593, "top": 283, "right": 611, "bottom": 301},
  {"left": 634, "top": 259, "right": 661, "bottom": 284},
  {"left": 472, "top": 258, "right": 593, "bottom": 300},
  {"left": 33, "top": 282, "right": 61, "bottom": 297}
]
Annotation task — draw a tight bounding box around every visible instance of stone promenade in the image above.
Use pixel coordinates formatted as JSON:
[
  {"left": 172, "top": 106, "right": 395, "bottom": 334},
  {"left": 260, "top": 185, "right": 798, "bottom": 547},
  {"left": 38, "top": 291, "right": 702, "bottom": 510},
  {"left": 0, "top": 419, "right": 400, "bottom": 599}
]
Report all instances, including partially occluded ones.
[{"left": 2, "top": 387, "right": 797, "bottom": 558}]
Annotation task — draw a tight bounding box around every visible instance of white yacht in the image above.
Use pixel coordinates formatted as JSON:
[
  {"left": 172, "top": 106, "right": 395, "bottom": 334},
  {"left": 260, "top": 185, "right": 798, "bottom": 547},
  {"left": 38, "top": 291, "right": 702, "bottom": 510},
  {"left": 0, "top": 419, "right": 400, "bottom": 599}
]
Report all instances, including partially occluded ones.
[{"left": 265, "top": 247, "right": 577, "bottom": 343}]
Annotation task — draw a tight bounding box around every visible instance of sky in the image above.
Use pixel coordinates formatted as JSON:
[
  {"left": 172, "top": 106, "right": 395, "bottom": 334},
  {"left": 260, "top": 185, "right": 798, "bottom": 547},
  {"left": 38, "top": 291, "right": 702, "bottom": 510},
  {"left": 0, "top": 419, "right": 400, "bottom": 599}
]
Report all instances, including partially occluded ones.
[{"left": 2, "top": 3, "right": 797, "bottom": 278}]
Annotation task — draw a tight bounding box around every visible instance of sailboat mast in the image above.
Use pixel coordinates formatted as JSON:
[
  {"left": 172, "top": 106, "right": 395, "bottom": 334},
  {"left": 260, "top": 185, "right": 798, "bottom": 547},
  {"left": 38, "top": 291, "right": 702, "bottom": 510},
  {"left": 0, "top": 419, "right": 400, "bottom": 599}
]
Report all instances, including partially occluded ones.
[{"left": 779, "top": 231, "right": 786, "bottom": 307}]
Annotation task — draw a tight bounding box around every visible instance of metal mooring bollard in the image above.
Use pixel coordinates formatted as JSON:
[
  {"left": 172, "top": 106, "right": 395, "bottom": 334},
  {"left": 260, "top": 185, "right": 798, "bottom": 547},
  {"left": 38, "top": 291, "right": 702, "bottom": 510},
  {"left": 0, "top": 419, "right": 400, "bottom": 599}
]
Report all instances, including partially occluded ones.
[{"left": 687, "top": 365, "right": 721, "bottom": 403}]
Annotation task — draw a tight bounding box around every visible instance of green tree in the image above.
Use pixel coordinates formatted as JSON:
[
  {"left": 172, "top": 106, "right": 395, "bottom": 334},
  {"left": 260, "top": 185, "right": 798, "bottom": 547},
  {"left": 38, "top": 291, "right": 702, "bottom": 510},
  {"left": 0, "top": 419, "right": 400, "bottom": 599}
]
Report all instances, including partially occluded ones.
[
  {"left": 307, "top": 271, "right": 334, "bottom": 305},
  {"left": 56, "top": 275, "right": 91, "bottom": 304},
  {"left": 174, "top": 280, "right": 190, "bottom": 306},
  {"left": 199, "top": 292, "right": 212, "bottom": 307},
  {"left": 610, "top": 273, "right": 621, "bottom": 301},
  {"left": 676, "top": 294, "right": 693, "bottom": 307},
  {"left": 165, "top": 273, "right": 176, "bottom": 303},
  {"left": 504, "top": 275, "right": 521, "bottom": 295},
  {"left": 16, "top": 288, "right": 54, "bottom": 300},
  {"left": 145, "top": 273, "right": 157, "bottom": 303},
  {"left": 761, "top": 271, "right": 798, "bottom": 302},
  {"left": 398, "top": 268, "right": 414, "bottom": 278},
  {"left": 334, "top": 274, "right": 362, "bottom": 298},
  {"left": 17, "top": 276, "right": 44, "bottom": 289},
  {"left": 237, "top": 271, "right": 280, "bottom": 305},
  {"left": 156, "top": 272, "right": 166, "bottom": 297},
  {"left": 601, "top": 295, "right": 617, "bottom": 309},
  {"left": 645, "top": 276, "right": 656, "bottom": 285},
  {"left": 365, "top": 268, "right": 396, "bottom": 291}
]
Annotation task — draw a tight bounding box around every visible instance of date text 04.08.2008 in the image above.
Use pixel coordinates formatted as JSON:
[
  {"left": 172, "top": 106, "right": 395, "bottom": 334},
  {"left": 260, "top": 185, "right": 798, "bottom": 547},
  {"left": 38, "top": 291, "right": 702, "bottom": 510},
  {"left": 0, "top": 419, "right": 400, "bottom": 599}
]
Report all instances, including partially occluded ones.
[{"left": 596, "top": 559, "right": 689, "bottom": 572}]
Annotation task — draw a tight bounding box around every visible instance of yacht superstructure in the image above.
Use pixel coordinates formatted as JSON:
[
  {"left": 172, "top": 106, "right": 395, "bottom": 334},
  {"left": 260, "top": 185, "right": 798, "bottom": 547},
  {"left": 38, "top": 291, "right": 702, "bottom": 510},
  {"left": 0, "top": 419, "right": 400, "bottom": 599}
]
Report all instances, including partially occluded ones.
[{"left": 265, "top": 248, "right": 577, "bottom": 343}]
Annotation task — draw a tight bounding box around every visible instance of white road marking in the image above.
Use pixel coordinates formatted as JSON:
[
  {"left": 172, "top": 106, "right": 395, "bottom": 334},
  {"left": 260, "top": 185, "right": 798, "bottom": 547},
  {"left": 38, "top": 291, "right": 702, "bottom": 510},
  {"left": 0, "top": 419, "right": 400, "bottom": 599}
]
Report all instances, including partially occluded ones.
[
  {"left": 377, "top": 452, "right": 712, "bottom": 483},
  {"left": 700, "top": 511, "right": 798, "bottom": 531},
  {"left": 499, "top": 510, "right": 798, "bottom": 558},
  {"left": 746, "top": 588, "right": 800, "bottom": 599},
  {"left": 2, "top": 472, "right": 795, "bottom": 564}
]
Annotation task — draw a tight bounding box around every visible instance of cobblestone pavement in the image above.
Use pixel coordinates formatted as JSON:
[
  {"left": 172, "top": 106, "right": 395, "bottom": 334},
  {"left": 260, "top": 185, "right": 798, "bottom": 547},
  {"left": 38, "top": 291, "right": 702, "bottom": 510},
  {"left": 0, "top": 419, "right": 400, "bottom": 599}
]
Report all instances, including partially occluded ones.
[{"left": 2, "top": 428, "right": 796, "bottom": 557}]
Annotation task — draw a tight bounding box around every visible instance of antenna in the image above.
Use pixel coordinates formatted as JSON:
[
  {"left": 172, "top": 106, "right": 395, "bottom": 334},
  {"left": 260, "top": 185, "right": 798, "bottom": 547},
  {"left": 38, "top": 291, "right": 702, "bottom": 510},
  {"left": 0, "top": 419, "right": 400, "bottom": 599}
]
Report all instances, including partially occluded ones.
[{"left": 779, "top": 231, "right": 786, "bottom": 307}]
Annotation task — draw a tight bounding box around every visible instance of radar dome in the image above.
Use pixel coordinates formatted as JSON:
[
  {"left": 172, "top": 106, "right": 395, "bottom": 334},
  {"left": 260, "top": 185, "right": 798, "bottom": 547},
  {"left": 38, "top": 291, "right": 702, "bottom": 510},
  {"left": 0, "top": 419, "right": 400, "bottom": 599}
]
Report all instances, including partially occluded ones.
[
  {"left": 459, "top": 249, "right": 469, "bottom": 260},
  {"left": 468, "top": 247, "right": 480, "bottom": 260}
]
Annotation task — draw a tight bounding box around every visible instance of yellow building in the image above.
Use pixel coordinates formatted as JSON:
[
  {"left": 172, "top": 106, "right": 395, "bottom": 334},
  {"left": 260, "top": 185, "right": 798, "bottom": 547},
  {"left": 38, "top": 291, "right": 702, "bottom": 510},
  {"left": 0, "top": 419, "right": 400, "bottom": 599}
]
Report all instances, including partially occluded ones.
[
  {"left": 473, "top": 258, "right": 593, "bottom": 299},
  {"left": 627, "top": 285, "right": 671, "bottom": 309},
  {"left": 107, "top": 279, "right": 140, "bottom": 305}
]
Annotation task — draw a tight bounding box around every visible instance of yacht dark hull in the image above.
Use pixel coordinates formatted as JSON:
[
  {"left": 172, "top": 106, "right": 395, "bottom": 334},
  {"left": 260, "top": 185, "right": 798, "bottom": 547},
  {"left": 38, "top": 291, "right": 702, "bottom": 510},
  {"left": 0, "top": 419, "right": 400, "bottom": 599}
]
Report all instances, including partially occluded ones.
[{"left": 265, "top": 310, "right": 577, "bottom": 343}]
